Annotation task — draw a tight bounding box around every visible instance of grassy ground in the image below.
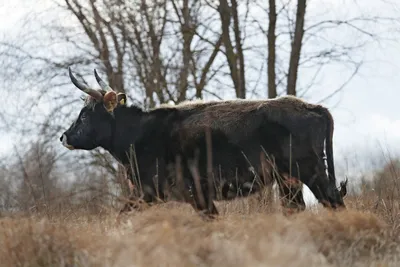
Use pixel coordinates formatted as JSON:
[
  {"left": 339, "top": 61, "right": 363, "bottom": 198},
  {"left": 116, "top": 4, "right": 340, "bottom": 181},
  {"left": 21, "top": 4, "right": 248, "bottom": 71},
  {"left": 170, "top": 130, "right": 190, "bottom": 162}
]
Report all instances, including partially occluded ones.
[{"left": 1, "top": 192, "right": 400, "bottom": 267}]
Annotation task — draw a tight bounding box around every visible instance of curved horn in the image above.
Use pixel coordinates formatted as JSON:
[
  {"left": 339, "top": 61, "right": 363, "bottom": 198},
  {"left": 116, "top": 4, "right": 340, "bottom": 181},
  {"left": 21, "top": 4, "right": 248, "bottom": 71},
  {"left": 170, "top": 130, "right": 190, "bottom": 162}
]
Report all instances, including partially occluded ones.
[
  {"left": 68, "top": 67, "right": 103, "bottom": 101},
  {"left": 94, "top": 69, "right": 115, "bottom": 92}
]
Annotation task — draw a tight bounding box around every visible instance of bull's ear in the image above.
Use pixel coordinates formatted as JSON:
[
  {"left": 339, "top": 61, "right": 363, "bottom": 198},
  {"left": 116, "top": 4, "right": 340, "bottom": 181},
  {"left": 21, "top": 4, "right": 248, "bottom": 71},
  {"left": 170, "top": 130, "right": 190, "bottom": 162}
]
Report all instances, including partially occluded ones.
[
  {"left": 103, "top": 91, "right": 118, "bottom": 112},
  {"left": 117, "top": 93, "right": 127, "bottom": 106}
]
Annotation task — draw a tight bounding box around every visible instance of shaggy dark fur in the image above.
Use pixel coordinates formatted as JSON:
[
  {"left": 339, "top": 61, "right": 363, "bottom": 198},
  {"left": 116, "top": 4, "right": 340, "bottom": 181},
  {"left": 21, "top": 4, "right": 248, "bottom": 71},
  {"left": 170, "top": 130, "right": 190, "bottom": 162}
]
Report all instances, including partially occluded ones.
[{"left": 61, "top": 73, "right": 347, "bottom": 218}]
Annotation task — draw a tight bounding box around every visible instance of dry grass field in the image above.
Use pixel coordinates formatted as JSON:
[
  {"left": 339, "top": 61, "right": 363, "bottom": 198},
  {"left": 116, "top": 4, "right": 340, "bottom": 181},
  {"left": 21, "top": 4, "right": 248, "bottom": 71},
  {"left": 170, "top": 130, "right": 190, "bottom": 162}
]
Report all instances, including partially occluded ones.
[{"left": 1, "top": 190, "right": 400, "bottom": 267}]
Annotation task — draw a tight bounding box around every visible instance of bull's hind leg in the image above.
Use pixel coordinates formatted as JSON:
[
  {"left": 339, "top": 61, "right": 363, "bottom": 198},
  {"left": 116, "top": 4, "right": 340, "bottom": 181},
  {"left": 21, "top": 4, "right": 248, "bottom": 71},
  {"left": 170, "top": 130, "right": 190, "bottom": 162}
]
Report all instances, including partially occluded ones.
[
  {"left": 299, "top": 158, "right": 345, "bottom": 210},
  {"left": 275, "top": 172, "right": 306, "bottom": 216}
]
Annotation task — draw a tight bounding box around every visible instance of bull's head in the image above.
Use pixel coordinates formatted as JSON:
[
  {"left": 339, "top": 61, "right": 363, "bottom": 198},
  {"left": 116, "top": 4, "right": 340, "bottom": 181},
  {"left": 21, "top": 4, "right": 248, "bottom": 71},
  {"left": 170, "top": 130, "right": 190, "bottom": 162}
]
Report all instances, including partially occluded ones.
[{"left": 59, "top": 67, "right": 127, "bottom": 150}]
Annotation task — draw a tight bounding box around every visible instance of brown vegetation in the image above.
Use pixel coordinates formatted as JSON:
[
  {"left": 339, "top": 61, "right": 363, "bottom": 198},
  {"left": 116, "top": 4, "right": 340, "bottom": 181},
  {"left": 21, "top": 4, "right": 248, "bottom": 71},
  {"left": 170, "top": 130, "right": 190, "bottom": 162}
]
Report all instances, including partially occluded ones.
[{"left": 1, "top": 187, "right": 400, "bottom": 267}]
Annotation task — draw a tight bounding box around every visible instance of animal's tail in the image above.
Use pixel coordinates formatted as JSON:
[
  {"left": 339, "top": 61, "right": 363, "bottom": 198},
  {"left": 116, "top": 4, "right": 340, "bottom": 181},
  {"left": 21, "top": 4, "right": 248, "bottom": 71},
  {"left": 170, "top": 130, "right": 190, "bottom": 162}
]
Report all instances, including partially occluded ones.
[
  {"left": 324, "top": 108, "right": 336, "bottom": 183},
  {"left": 318, "top": 106, "right": 347, "bottom": 197}
]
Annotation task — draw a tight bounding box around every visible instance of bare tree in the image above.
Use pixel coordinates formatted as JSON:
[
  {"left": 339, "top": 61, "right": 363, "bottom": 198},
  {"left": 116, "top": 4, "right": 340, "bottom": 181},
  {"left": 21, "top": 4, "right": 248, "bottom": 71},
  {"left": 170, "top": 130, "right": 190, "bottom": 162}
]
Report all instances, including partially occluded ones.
[
  {"left": 286, "top": 0, "right": 306, "bottom": 96},
  {"left": 267, "top": 0, "right": 277, "bottom": 98},
  {"left": 218, "top": 0, "right": 246, "bottom": 98},
  {"left": 251, "top": 0, "right": 398, "bottom": 100}
]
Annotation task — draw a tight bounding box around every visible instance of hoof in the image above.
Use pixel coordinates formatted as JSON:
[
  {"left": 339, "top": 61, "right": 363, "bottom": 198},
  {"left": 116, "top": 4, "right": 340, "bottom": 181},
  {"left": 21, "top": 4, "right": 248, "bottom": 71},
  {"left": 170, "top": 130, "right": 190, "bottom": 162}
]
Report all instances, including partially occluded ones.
[
  {"left": 198, "top": 210, "right": 219, "bottom": 221},
  {"left": 320, "top": 200, "right": 346, "bottom": 211}
]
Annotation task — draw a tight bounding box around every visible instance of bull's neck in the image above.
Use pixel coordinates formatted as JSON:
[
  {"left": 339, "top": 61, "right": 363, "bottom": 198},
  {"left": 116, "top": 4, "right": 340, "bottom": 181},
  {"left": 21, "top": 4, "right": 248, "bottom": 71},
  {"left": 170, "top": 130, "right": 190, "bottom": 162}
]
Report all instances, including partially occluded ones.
[{"left": 102, "top": 105, "right": 143, "bottom": 164}]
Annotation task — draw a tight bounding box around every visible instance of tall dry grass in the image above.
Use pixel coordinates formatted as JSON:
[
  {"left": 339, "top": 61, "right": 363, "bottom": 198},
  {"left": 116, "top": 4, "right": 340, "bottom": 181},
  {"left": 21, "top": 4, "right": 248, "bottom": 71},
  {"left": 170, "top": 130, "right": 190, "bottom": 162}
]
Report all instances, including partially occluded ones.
[{"left": 1, "top": 192, "right": 400, "bottom": 267}]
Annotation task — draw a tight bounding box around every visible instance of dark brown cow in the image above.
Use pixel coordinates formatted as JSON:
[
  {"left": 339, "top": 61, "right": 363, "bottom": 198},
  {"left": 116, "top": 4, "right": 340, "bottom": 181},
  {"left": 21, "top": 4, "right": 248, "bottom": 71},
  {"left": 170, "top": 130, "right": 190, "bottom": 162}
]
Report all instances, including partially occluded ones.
[{"left": 60, "top": 67, "right": 347, "bottom": 218}]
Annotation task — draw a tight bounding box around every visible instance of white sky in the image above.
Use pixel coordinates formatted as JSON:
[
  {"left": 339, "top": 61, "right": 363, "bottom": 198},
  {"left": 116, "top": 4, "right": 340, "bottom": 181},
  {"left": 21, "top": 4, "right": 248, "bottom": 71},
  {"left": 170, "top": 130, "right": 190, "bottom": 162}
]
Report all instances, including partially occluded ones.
[{"left": 1, "top": 0, "right": 399, "bottom": 191}]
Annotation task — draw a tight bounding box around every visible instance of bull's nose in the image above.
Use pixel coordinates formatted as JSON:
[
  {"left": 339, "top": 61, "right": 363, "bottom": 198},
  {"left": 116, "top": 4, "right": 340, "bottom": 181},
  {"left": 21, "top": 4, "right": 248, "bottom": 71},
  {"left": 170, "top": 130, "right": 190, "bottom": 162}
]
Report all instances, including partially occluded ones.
[
  {"left": 60, "top": 134, "right": 75, "bottom": 150},
  {"left": 60, "top": 134, "right": 67, "bottom": 142}
]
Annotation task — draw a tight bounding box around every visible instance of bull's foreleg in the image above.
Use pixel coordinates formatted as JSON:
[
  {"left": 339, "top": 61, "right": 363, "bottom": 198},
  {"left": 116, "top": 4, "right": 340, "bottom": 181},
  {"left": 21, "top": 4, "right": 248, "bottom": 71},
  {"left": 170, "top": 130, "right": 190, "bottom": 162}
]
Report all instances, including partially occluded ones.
[
  {"left": 117, "top": 167, "right": 140, "bottom": 214},
  {"left": 118, "top": 196, "right": 149, "bottom": 214},
  {"left": 116, "top": 167, "right": 164, "bottom": 223},
  {"left": 115, "top": 191, "right": 162, "bottom": 225}
]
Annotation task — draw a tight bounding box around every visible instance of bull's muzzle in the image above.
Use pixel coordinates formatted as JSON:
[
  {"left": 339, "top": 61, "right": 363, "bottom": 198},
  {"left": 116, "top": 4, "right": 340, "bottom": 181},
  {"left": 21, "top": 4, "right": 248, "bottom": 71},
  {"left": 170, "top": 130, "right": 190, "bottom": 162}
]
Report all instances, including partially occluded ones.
[{"left": 60, "top": 134, "right": 75, "bottom": 150}]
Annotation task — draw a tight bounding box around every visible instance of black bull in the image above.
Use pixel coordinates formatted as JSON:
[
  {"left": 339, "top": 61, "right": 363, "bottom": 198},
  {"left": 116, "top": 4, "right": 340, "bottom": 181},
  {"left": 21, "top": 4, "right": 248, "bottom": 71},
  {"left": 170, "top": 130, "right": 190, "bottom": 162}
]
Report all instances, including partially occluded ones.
[{"left": 60, "top": 68, "right": 347, "bottom": 218}]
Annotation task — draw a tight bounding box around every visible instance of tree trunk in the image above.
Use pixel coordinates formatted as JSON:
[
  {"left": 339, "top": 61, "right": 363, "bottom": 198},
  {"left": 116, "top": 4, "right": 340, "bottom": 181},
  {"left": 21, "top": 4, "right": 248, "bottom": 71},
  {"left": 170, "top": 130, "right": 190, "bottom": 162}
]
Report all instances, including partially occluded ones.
[
  {"left": 194, "top": 36, "right": 223, "bottom": 99},
  {"left": 267, "top": 0, "right": 277, "bottom": 98},
  {"left": 286, "top": 0, "right": 306, "bottom": 96},
  {"left": 218, "top": 0, "right": 246, "bottom": 99},
  {"left": 177, "top": 0, "right": 194, "bottom": 103},
  {"left": 231, "top": 0, "right": 246, "bottom": 99}
]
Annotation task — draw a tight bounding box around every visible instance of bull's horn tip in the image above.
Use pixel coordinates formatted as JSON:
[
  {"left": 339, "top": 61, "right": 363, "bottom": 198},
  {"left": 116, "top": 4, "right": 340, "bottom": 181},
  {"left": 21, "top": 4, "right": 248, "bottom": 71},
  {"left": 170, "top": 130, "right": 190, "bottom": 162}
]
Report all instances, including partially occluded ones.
[{"left": 94, "top": 69, "right": 101, "bottom": 82}]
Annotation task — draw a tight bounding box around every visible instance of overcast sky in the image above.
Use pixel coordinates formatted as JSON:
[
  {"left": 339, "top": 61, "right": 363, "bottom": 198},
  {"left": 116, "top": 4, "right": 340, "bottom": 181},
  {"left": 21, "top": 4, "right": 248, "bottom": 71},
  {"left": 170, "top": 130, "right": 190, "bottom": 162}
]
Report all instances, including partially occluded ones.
[{"left": 1, "top": 0, "right": 399, "bottom": 180}]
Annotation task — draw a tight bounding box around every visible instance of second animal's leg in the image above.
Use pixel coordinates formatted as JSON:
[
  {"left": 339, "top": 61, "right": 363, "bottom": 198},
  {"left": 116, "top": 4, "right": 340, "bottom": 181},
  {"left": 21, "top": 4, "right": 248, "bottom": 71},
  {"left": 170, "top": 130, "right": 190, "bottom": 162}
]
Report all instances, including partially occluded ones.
[
  {"left": 187, "top": 179, "right": 219, "bottom": 220},
  {"left": 275, "top": 172, "right": 306, "bottom": 216},
  {"left": 183, "top": 148, "right": 219, "bottom": 220}
]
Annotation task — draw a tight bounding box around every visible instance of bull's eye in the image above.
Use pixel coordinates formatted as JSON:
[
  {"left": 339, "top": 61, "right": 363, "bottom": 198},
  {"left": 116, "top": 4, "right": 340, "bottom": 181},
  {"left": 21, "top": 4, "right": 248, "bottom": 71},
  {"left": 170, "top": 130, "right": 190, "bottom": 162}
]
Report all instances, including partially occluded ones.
[{"left": 80, "top": 113, "right": 87, "bottom": 122}]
